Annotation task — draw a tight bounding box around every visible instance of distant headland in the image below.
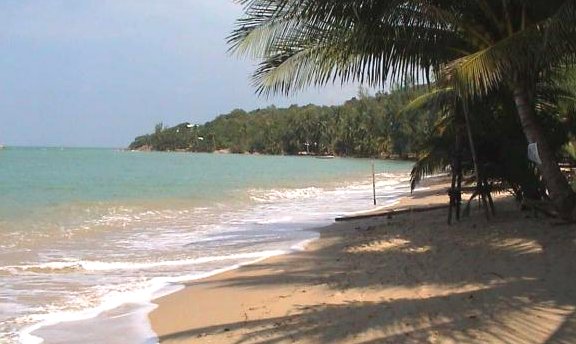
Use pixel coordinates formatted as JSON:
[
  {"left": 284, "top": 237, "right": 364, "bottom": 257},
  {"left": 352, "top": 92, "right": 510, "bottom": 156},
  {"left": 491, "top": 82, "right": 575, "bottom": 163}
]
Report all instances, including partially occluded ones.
[{"left": 128, "top": 87, "right": 431, "bottom": 160}]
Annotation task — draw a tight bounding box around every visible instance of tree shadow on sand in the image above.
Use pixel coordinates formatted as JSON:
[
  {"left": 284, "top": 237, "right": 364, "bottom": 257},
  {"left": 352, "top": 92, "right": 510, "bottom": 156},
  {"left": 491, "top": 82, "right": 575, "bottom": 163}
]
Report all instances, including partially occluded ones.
[{"left": 156, "top": 201, "right": 576, "bottom": 343}]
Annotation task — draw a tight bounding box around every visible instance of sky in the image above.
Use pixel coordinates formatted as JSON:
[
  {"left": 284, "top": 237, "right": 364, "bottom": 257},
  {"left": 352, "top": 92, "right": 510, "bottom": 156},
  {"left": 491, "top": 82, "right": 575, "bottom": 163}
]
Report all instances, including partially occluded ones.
[{"left": 0, "top": 1, "right": 364, "bottom": 148}]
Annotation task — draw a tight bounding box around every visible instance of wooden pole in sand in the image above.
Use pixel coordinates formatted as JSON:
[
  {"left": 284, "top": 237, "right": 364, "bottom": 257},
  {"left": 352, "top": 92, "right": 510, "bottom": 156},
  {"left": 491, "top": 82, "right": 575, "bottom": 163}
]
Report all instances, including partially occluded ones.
[{"left": 372, "top": 161, "right": 376, "bottom": 205}]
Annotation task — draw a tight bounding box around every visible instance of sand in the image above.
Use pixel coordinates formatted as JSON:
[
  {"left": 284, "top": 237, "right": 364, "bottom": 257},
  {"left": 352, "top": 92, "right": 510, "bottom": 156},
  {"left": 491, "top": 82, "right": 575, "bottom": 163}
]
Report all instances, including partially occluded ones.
[{"left": 149, "top": 179, "right": 576, "bottom": 343}]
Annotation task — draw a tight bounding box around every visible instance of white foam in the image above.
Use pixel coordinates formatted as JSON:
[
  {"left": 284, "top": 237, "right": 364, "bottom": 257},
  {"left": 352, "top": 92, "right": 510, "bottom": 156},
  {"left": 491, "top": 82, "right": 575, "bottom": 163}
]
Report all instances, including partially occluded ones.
[
  {"left": 13, "top": 170, "right": 412, "bottom": 344},
  {"left": 255, "top": 215, "right": 294, "bottom": 225},
  {"left": 19, "top": 248, "right": 292, "bottom": 344},
  {"left": 290, "top": 235, "right": 319, "bottom": 252},
  {"left": 183, "top": 234, "right": 240, "bottom": 245},
  {"left": 338, "top": 200, "right": 401, "bottom": 218},
  {"left": 2, "top": 251, "right": 287, "bottom": 274},
  {"left": 249, "top": 187, "right": 323, "bottom": 203}
]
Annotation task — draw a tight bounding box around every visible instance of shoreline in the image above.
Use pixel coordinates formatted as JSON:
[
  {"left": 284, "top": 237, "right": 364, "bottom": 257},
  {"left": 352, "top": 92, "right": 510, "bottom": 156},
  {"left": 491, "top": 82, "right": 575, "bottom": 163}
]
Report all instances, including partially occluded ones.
[
  {"left": 147, "top": 177, "right": 450, "bottom": 341},
  {"left": 149, "top": 179, "right": 576, "bottom": 343},
  {"left": 126, "top": 148, "right": 419, "bottom": 161},
  {"left": 20, "top": 164, "right": 413, "bottom": 344}
]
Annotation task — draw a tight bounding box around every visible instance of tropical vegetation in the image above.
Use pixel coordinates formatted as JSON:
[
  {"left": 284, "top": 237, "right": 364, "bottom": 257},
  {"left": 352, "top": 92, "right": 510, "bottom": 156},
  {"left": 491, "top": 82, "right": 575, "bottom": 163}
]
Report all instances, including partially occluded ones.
[
  {"left": 229, "top": 0, "right": 576, "bottom": 219},
  {"left": 129, "top": 86, "right": 439, "bottom": 158}
]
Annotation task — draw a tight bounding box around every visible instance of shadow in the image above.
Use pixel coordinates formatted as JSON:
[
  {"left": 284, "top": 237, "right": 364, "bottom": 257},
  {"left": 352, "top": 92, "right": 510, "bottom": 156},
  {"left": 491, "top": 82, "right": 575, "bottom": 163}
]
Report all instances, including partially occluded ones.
[
  {"left": 156, "top": 199, "right": 576, "bottom": 343},
  {"left": 546, "top": 311, "right": 576, "bottom": 344},
  {"left": 159, "top": 280, "right": 573, "bottom": 343}
]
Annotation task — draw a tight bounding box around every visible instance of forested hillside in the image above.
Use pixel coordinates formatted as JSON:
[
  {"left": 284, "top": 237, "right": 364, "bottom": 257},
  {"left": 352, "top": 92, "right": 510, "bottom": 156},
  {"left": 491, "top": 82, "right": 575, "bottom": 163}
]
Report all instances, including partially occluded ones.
[{"left": 129, "top": 87, "right": 438, "bottom": 158}]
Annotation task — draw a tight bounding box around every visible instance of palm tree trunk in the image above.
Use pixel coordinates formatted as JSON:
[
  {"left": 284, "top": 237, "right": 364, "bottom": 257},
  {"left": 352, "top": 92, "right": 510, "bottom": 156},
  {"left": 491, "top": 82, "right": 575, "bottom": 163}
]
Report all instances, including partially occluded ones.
[
  {"left": 463, "top": 101, "right": 491, "bottom": 219},
  {"left": 512, "top": 86, "right": 576, "bottom": 219}
]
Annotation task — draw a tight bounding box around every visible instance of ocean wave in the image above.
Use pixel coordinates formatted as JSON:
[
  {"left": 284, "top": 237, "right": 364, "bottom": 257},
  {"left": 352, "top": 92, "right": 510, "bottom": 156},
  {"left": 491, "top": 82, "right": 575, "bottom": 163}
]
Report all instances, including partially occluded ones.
[
  {"left": 6, "top": 170, "right": 412, "bottom": 344},
  {"left": 248, "top": 187, "right": 324, "bottom": 203},
  {"left": 16, "top": 245, "right": 307, "bottom": 344},
  {"left": 248, "top": 173, "right": 410, "bottom": 204},
  {"left": 1, "top": 251, "right": 287, "bottom": 274},
  {"left": 85, "top": 208, "right": 197, "bottom": 227}
]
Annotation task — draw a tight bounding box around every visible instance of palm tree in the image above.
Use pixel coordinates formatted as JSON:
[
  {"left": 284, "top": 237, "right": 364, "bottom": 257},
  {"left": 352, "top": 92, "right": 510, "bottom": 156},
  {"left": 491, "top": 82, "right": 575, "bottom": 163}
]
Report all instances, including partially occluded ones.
[
  {"left": 230, "top": 0, "right": 576, "bottom": 218},
  {"left": 406, "top": 83, "right": 570, "bottom": 200}
]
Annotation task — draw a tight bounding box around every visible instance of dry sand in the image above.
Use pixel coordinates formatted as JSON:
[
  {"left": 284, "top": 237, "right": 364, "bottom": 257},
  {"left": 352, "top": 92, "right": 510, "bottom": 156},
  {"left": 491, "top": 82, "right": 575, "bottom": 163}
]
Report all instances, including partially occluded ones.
[{"left": 149, "top": 179, "right": 576, "bottom": 343}]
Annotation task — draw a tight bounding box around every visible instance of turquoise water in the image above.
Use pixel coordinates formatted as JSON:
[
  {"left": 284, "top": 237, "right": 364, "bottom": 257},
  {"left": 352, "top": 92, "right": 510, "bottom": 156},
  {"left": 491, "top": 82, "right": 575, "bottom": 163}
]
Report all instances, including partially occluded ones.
[
  {"left": 0, "top": 147, "right": 413, "bottom": 344},
  {"left": 0, "top": 147, "right": 410, "bottom": 219}
]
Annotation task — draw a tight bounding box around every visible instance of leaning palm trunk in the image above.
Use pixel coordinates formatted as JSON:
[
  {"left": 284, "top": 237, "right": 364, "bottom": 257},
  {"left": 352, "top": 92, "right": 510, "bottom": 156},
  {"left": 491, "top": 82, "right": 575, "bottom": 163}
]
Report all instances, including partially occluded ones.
[
  {"left": 230, "top": 0, "right": 576, "bottom": 219},
  {"left": 513, "top": 86, "right": 576, "bottom": 218}
]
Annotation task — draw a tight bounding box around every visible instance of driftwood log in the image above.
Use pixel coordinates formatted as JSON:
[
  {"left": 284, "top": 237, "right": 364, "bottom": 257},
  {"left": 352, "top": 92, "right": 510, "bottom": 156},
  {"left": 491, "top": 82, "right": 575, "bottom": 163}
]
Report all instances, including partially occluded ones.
[{"left": 335, "top": 204, "right": 450, "bottom": 222}]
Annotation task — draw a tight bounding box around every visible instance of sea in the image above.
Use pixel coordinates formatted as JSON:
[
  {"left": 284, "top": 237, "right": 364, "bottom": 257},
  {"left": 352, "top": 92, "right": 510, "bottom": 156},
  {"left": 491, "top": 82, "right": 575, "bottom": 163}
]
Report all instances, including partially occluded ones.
[{"left": 0, "top": 147, "right": 413, "bottom": 344}]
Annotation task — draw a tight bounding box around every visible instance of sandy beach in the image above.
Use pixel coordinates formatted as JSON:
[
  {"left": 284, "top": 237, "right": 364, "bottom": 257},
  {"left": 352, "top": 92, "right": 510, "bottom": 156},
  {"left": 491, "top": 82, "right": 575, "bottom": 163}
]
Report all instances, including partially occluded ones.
[{"left": 150, "top": 180, "right": 576, "bottom": 343}]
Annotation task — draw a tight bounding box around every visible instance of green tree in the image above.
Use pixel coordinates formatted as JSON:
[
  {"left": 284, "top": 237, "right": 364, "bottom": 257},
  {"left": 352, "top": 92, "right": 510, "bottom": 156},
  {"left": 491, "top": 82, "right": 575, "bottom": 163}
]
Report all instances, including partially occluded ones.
[
  {"left": 230, "top": 0, "right": 576, "bottom": 219},
  {"left": 129, "top": 91, "right": 441, "bottom": 159}
]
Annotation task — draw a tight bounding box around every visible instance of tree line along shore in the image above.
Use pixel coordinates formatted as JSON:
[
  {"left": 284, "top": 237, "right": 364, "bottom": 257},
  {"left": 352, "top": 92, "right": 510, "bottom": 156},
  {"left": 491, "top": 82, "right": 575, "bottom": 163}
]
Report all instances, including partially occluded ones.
[{"left": 129, "top": 86, "right": 435, "bottom": 159}]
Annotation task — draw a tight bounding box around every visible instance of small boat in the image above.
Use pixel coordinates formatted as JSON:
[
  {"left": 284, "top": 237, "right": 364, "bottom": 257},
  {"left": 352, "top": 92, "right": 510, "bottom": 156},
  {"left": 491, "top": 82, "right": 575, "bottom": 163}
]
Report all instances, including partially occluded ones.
[{"left": 316, "top": 155, "right": 335, "bottom": 159}]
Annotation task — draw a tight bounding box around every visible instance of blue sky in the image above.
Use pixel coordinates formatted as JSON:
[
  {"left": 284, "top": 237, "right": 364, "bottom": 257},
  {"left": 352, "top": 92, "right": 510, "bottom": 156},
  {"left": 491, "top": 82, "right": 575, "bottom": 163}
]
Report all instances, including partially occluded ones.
[{"left": 0, "top": 1, "right": 363, "bottom": 147}]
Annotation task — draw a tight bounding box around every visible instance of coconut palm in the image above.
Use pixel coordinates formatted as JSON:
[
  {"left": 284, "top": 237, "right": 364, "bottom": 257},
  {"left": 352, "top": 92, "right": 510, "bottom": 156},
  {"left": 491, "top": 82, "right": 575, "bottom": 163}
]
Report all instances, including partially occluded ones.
[
  {"left": 406, "top": 84, "right": 570, "bottom": 201},
  {"left": 230, "top": 0, "right": 576, "bottom": 218}
]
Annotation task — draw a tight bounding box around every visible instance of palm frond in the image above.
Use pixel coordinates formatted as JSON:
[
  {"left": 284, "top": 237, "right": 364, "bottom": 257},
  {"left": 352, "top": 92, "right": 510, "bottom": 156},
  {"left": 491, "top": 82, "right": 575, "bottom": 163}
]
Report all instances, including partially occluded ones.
[
  {"left": 401, "top": 87, "right": 456, "bottom": 114},
  {"left": 410, "top": 141, "right": 451, "bottom": 191},
  {"left": 230, "top": 0, "right": 465, "bottom": 95},
  {"left": 232, "top": 0, "right": 576, "bottom": 98}
]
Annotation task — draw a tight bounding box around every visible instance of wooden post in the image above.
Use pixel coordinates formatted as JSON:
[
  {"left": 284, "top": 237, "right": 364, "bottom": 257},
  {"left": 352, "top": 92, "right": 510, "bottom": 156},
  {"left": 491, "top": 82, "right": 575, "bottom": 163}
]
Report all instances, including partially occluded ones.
[{"left": 372, "top": 161, "right": 376, "bottom": 206}]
